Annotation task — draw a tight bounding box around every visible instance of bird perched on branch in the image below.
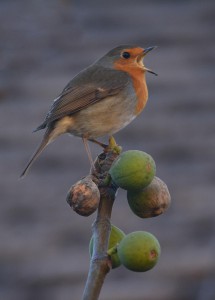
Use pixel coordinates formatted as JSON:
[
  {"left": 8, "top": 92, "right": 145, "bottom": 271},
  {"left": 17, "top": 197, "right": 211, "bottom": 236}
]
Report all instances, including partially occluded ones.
[{"left": 21, "top": 45, "right": 157, "bottom": 177}]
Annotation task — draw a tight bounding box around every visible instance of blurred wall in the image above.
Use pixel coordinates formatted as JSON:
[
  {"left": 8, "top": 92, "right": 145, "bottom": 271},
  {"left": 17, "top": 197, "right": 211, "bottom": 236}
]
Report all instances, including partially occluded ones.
[{"left": 0, "top": 1, "right": 215, "bottom": 299}]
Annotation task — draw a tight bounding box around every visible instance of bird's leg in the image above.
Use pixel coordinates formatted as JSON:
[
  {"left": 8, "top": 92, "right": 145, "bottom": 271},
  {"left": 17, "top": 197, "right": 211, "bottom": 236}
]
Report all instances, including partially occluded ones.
[
  {"left": 85, "top": 136, "right": 121, "bottom": 167},
  {"left": 105, "top": 136, "right": 122, "bottom": 154},
  {"left": 82, "top": 137, "right": 95, "bottom": 169},
  {"left": 88, "top": 138, "right": 108, "bottom": 149},
  {"left": 108, "top": 136, "right": 117, "bottom": 149}
]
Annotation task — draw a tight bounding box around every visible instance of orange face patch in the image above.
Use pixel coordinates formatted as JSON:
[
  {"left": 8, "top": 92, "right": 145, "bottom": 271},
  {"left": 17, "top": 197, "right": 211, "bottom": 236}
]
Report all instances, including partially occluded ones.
[
  {"left": 114, "top": 47, "right": 148, "bottom": 115},
  {"left": 114, "top": 47, "right": 144, "bottom": 67}
]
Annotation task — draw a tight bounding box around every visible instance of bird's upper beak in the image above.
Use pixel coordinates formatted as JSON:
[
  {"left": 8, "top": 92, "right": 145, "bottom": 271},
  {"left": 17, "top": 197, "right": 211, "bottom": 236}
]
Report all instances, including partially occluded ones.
[
  {"left": 137, "top": 46, "right": 158, "bottom": 76},
  {"left": 143, "top": 46, "right": 157, "bottom": 56}
]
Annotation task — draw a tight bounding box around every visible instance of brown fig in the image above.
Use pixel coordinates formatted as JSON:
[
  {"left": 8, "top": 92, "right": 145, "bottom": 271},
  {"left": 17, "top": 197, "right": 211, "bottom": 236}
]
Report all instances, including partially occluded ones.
[
  {"left": 67, "top": 175, "right": 100, "bottom": 216},
  {"left": 127, "top": 177, "right": 171, "bottom": 218}
]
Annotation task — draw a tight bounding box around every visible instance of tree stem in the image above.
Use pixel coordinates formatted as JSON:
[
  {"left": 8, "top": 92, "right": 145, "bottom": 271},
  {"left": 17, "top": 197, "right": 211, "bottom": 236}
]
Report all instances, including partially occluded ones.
[{"left": 82, "top": 147, "right": 120, "bottom": 300}]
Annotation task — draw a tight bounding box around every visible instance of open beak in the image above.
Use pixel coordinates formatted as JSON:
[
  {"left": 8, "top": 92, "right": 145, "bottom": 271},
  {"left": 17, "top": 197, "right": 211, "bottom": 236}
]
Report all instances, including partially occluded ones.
[
  {"left": 138, "top": 46, "right": 158, "bottom": 76},
  {"left": 143, "top": 46, "right": 157, "bottom": 56}
]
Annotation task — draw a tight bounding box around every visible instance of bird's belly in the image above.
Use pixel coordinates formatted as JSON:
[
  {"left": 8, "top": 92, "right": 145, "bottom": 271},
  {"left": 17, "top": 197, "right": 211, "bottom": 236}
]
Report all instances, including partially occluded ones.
[{"left": 68, "top": 94, "right": 137, "bottom": 139}]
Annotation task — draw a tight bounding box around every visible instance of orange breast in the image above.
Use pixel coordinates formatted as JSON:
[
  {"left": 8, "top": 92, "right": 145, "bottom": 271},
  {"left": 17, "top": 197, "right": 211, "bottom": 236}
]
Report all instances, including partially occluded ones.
[{"left": 114, "top": 61, "right": 148, "bottom": 115}]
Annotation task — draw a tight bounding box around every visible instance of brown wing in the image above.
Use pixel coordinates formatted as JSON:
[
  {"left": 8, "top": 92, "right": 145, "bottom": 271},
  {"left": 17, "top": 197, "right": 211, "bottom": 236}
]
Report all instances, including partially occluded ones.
[
  {"left": 36, "top": 67, "right": 129, "bottom": 130},
  {"left": 46, "top": 84, "right": 124, "bottom": 122}
]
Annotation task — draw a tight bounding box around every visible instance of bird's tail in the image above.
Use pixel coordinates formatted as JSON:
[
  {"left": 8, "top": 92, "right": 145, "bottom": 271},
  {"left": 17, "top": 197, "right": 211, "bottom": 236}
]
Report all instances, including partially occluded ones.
[{"left": 20, "top": 128, "right": 54, "bottom": 178}]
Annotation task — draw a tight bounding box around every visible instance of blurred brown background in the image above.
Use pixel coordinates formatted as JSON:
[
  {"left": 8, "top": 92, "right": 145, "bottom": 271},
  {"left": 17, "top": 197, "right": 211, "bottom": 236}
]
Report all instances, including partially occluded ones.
[{"left": 1, "top": 0, "right": 215, "bottom": 299}]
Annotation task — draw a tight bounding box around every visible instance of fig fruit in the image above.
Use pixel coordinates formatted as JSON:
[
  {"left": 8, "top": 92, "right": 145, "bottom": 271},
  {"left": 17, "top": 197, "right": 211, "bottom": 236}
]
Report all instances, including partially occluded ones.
[
  {"left": 109, "top": 150, "right": 156, "bottom": 191},
  {"left": 89, "top": 224, "right": 125, "bottom": 269},
  {"left": 117, "top": 231, "right": 160, "bottom": 272},
  {"left": 66, "top": 175, "right": 100, "bottom": 216},
  {"left": 127, "top": 177, "right": 171, "bottom": 218}
]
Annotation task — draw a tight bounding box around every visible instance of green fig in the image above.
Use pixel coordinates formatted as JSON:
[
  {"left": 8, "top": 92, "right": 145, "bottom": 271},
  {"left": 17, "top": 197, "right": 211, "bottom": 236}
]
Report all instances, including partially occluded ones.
[
  {"left": 109, "top": 150, "right": 156, "bottom": 191},
  {"left": 117, "top": 231, "right": 161, "bottom": 272},
  {"left": 89, "top": 224, "right": 125, "bottom": 269}
]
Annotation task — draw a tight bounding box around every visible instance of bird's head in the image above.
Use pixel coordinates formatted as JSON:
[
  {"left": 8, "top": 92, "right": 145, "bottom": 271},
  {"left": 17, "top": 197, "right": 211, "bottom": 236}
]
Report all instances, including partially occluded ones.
[{"left": 97, "top": 45, "right": 157, "bottom": 75}]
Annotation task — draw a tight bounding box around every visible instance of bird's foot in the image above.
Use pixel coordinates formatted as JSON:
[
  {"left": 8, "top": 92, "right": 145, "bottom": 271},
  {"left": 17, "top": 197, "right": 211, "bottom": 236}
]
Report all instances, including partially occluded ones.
[{"left": 104, "top": 136, "right": 122, "bottom": 155}]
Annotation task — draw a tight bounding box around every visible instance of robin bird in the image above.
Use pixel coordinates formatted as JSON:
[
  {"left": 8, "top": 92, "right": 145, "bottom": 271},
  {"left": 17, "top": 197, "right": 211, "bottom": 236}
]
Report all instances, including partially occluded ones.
[{"left": 21, "top": 45, "right": 157, "bottom": 177}]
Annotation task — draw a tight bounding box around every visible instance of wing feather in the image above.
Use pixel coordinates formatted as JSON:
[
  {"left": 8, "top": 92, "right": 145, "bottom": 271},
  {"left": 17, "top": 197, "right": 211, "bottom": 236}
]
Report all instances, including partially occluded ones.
[{"left": 36, "top": 67, "right": 129, "bottom": 129}]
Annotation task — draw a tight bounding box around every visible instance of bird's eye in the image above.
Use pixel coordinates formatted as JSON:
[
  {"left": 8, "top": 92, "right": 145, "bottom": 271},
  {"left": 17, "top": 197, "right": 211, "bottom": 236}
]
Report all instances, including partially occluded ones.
[{"left": 122, "top": 52, "right": 130, "bottom": 59}]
